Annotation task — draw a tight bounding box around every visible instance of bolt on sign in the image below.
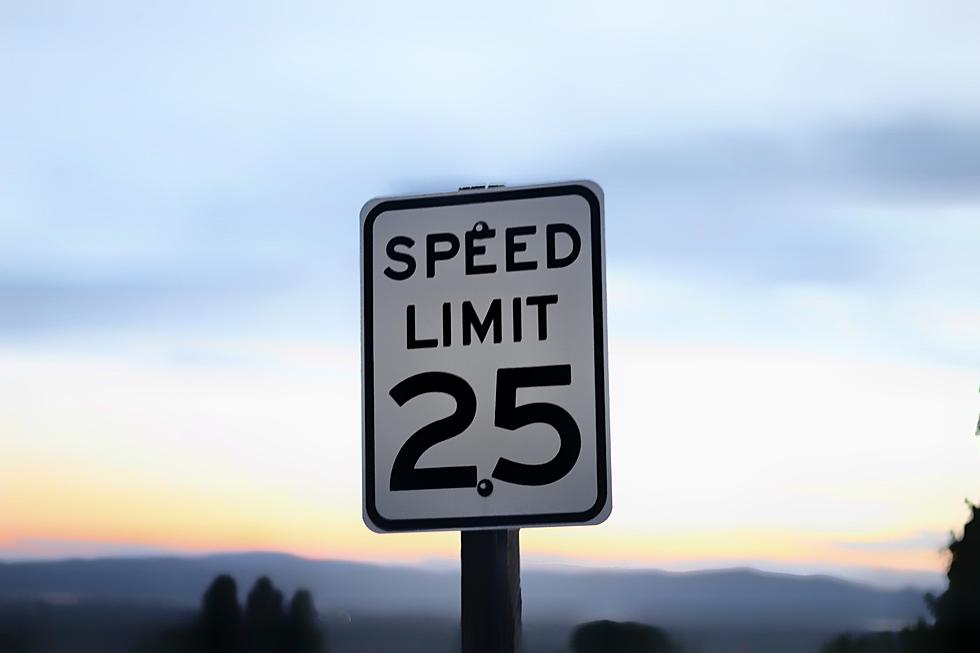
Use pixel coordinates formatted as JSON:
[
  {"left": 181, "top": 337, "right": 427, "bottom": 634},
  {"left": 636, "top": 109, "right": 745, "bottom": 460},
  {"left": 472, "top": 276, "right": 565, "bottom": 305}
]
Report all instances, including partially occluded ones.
[{"left": 360, "top": 181, "right": 610, "bottom": 532}]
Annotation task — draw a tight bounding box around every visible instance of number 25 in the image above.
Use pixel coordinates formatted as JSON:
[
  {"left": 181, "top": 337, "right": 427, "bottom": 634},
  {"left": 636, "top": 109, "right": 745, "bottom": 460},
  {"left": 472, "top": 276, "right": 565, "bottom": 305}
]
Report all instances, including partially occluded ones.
[{"left": 388, "top": 365, "right": 581, "bottom": 491}]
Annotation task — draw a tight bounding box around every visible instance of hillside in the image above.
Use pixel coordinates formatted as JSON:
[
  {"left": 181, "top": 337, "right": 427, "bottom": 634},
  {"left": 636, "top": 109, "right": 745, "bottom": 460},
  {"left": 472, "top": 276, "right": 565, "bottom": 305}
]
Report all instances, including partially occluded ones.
[{"left": 0, "top": 552, "right": 932, "bottom": 631}]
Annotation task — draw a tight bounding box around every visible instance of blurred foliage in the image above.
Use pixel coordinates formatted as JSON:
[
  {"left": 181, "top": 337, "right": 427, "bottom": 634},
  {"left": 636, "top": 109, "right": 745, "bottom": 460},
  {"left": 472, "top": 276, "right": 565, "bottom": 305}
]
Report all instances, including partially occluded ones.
[
  {"left": 569, "top": 619, "right": 682, "bottom": 653},
  {"left": 134, "top": 575, "right": 326, "bottom": 653},
  {"left": 929, "top": 503, "right": 980, "bottom": 653},
  {"left": 0, "top": 628, "right": 38, "bottom": 653},
  {"left": 820, "top": 622, "right": 933, "bottom": 653},
  {"left": 823, "top": 503, "right": 980, "bottom": 653},
  {"left": 200, "top": 575, "right": 242, "bottom": 653},
  {"left": 243, "top": 577, "right": 285, "bottom": 653}
]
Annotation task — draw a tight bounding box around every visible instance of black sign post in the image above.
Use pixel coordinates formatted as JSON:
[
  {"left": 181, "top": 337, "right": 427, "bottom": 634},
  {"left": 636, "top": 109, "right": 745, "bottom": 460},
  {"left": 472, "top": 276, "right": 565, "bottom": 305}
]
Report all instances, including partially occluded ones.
[{"left": 461, "top": 529, "right": 522, "bottom": 653}]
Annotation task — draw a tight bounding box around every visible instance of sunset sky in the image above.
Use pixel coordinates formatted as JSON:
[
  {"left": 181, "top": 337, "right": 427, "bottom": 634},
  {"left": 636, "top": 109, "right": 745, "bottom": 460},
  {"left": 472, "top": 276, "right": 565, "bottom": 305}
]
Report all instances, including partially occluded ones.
[{"left": 1, "top": 1, "right": 979, "bottom": 588}]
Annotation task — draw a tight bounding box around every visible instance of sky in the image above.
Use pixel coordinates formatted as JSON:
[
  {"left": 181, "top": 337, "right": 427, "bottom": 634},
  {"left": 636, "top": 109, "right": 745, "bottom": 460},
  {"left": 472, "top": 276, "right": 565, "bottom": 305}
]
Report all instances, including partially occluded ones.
[{"left": 1, "top": 1, "right": 979, "bottom": 587}]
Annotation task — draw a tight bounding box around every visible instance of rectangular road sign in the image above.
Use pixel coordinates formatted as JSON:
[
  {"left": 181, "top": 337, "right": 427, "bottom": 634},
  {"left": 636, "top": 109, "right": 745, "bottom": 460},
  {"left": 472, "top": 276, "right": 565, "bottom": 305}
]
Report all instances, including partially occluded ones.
[{"left": 361, "top": 181, "right": 610, "bottom": 532}]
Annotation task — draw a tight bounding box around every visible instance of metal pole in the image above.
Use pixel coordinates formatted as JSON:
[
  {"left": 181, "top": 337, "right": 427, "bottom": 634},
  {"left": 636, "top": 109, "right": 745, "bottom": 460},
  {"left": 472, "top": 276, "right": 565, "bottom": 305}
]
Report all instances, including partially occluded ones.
[{"left": 461, "top": 529, "right": 522, "bottom": 653}]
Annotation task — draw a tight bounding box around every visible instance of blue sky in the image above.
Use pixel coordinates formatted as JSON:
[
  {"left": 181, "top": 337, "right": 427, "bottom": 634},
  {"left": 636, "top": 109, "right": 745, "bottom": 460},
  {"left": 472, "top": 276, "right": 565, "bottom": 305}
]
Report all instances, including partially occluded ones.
[
  {"left": 3, "top": 2, "right": 979, "bottom": 364},
  {"left": 1, "top": 1, "right": 978, "bottom": 582}
]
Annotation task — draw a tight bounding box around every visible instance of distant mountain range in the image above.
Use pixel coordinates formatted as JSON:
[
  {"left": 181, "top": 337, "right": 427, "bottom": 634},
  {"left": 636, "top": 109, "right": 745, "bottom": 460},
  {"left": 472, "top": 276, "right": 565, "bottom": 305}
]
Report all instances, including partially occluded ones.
[{"left": 0, "top": 552, "right": 935, "bottom": 633}]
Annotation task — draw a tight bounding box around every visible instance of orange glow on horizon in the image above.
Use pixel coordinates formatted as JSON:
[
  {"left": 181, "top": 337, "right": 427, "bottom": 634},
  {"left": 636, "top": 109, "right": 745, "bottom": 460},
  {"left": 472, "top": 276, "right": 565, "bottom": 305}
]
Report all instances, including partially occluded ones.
[
  {"left": 2, "top": 455, "right": 950, "bottom": 574},
  {"left": 2, "top": 343, "right": 974, "bottom": 579}
]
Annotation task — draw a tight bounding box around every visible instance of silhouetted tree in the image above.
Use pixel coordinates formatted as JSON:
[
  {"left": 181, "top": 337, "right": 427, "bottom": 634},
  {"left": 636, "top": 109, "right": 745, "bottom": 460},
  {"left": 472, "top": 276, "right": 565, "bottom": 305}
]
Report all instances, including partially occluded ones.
[
  {"left": 822, "top": 504, "right": 980, "bottom": 653},
  {"left": 821, "top": 622, "right": 933, "bottom": 653},
  {"left": 974, "top": 385, "right": 978, "bottom": 437},
  {"left": 285, "top": 590, "right": 325, "bottom": 653},
  {"left": 244, "top": 576, "right": 286, "bottom": 653},
  {"left": 928, "top": 502, "right": 980, "bottom": 653},
  {"left": 198, "top": 574, "right": 242, "bottom": 653},
  {"left": 823, "top": 403, "right": 980, "bottom": 653},
  {"left": 138, "top": 574, "right": 327, "bottom": 653},
  {"left": 570, "top": 620, "right": 680, "bottom": 653}
]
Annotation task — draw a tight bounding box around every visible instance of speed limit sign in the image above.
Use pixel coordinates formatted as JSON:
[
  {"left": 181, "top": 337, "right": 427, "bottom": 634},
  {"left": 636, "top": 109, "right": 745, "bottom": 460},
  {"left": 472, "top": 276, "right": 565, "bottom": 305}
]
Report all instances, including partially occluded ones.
[{"left": 360, "top": 181, "right": 610, "bottom": 532}]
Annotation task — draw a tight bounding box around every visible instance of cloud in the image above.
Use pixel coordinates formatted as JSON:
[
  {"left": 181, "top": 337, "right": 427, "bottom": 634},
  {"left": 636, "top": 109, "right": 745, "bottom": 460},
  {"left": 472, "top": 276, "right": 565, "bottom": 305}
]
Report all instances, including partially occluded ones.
[
  {"left": 834, "top": 121, "right": 980, "bottom": 198},
  {"left": 585, "top": 120, "right": 980, "bottom": 200},
  {"left": 0, "top": 538, "right": 169, "bottom": 561},
  {"left": 834, "top": 531, "right": 950, "bottom": 553},
  {"left": 1, "top": 0, "right": 978, "bottom": 371},
  {"left": 2, "top": 340, "right": 976, "bottom": 571}
]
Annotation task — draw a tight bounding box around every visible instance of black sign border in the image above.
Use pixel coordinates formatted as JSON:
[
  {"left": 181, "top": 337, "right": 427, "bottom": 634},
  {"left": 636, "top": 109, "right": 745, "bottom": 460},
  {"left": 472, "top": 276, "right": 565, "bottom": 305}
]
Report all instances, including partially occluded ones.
[{"left": 362, "top": 183, "right": 608, "bottom": 531}]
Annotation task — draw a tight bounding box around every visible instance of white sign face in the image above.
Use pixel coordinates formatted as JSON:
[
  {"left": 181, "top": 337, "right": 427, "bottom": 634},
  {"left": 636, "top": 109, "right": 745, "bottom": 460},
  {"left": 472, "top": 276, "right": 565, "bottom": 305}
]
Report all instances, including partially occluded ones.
[{"left": 361, "top": 181, "right": 610, "bottom": 532}]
